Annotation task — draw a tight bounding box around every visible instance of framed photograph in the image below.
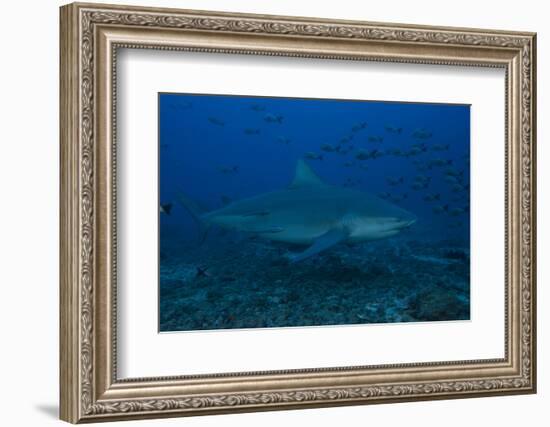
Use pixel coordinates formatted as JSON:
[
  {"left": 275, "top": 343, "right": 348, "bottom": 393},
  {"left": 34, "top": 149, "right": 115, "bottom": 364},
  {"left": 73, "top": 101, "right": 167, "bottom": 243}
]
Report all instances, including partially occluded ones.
[{"left": 60, "top": 2, "right": 537, "bottom": 423}]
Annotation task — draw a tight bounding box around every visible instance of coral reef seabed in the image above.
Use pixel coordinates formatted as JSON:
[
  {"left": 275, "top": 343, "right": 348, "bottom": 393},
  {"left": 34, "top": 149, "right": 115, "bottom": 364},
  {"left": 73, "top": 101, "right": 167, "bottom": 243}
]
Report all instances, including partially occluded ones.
[{"left": 159, "top": 236, "right": 470, "bottom": 332}]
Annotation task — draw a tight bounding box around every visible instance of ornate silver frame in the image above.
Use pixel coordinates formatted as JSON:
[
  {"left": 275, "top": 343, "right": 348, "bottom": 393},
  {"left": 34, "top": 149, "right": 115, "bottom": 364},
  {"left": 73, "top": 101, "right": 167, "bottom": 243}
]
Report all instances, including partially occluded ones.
[{"left": 60, "top": 2, "right": 537, "bottom": 423}]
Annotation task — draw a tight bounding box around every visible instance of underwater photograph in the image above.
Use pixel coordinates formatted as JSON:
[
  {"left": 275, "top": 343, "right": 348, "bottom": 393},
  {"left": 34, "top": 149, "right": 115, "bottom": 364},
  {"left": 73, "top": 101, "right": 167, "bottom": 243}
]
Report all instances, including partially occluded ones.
[{"left": 158, "top": 93, "right": 470, "bottom": 332}]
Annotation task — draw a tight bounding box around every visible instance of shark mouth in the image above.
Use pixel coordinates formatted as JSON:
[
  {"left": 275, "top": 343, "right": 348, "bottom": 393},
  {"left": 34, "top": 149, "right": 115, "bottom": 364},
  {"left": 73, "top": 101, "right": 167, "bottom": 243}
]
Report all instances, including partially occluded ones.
[{"left": 389, "top": 217, "right": 417, "bottom": 231}]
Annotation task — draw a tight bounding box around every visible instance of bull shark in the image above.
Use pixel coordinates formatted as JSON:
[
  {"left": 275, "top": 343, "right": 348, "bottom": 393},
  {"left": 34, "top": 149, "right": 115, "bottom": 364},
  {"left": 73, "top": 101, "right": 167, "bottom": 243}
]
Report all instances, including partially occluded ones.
[{"left": 178, "top": 160, "right": 416, "bottom": 262}]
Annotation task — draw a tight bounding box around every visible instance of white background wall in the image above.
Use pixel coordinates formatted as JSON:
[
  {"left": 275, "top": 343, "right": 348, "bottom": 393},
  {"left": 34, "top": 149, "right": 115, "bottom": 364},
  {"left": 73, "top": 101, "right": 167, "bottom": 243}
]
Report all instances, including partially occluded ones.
[{"left": 0, "top": 0, "right": 545, "bottom": 426}]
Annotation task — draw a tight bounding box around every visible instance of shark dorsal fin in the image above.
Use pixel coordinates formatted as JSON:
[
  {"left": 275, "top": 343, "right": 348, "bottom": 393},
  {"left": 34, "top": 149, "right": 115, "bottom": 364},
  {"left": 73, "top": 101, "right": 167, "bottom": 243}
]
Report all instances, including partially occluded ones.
[{"left": 289, "top": 160, "right": 324, "bottom": 188}]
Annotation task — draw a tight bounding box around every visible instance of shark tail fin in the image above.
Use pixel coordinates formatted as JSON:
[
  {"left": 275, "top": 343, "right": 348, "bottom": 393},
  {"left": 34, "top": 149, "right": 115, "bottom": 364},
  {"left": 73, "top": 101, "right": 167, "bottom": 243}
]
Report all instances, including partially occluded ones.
[{"left": 176, "top": 190, "right": 210, "bottom": 244}]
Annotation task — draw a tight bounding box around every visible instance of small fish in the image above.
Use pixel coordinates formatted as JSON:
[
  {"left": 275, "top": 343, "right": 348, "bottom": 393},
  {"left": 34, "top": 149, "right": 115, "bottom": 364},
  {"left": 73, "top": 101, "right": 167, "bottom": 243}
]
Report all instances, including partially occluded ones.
[
  {"left": 385, "top": 125, "right": 403, "bottom": 134},
  {"left": 365, "top": 149, "right": 384, "bottom": 160},
  {"left": 359, "top": 164, "right": 369, "bottom": 171},
  {"left": 321, "top": 143, "right": 340, "bottom": 153},
  {"left": 208, "top": 117, "right": 225, "bottom": 126},
  {"left": 250, "top": 104, "right": 266, "bottom": 112},
  {"left": 386, "top": 148, "right": 404, "bottom": 156},
  {"left": 386, "top": 176, "right": 404, "bottom": 186},
  {"left": 452, "top": 183, "right": 467, "bottom": 193},
  {"left": 218, "top": 165, "right": 239, "bottom": 174},
  {"left": 277, "top": 136, "right": 291, "bottom": 144},
  {"left": 431, "top": 143, "right": 450, "bottom": 151},
  {"left": 390, "top": 193, "right": 408, "bottom": 203},
  {"left": 411, "top": 143, "right": 428, "bottom": 151},
  {"left": 449, "top": 207, "right": 468, "bottom": 216},
  {"left": 378, "top": 192, "right": 391, "bottom": 200},
  {"left": 244, "top": 128, "right": 260, "bottom": 135},
  {"left": 355, "top": 149, "right": 369, "bottom": 160},
  {"left": 351, "top": 122, "right": 368, "bottom": 132},
  {"left": 343, "top": 161, "right": 355, "bottom": 168},
  {"left": 304, "top": 152, "right": 323, "bottom": 160},
  {"left": 160, "top": 203, "right": 172, "bottom": 215},
  {"left": 432, "top": 205, "right": 449, "bottom": 214},
  {"left": 343, "top": 177, "right": 361, "bottom": 187},
  {"left": 449, "top": 221, "right": 464, "bottom": 229},
  {"left": 411, "top": 181, "right": 429, "bottom": 190},
  {"left": 264, "top": 113, "right": 283, "bottom": 124},
  {"left": 368, "top": 136, "right": 384, "bottom": 143},
  {"left": 414, "top": 175, "right": 431, "bottom": 184},
  {"left": 444, "top": 175, "right": 459, "bottom": 184},
  {"left": 340, "top": 135, "right": 354, "bottom": 144},
  {"left": 428, "top": 158, "right": 453, "bottom": 168},
  {"left": 412, "top": 128, "right": 432, "bottom": 139},
  {"left": 196, "top": 266, "right": 211, "bottom": 278},
  {"left": 405, "top": 147, "right": 423, "bottom": 157},
  {"left": 423, "top": 193, "right": 441, "bottom": 202},
  {"left": 444, "top": 167, "right": 463, "bottom": 177},
  {"left": 416, "top": 180, "right": 431, "bottom": 189},
  {"left": 160, "top": 143, "right": 170, "bottom": 150}
]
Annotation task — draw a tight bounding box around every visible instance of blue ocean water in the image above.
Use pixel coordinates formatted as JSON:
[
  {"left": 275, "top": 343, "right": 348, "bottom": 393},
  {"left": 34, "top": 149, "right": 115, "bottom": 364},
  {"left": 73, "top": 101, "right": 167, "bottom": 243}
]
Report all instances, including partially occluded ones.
[{"left": 158, "top": 93, "right": 470, "bottom": 332}]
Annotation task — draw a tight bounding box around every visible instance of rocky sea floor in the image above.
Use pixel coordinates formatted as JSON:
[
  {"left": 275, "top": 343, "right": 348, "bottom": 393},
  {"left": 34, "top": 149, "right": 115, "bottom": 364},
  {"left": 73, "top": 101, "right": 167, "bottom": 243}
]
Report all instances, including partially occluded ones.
[{"left": 159, "top": 236, "right": 470, "bottom": 332}]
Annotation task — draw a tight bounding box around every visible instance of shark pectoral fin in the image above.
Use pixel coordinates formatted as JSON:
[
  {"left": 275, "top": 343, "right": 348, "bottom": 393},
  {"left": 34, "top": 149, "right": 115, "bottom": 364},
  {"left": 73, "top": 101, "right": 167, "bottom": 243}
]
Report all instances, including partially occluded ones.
[{"left": 288, "top": 229, "right": 348, "bottom": 263}]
